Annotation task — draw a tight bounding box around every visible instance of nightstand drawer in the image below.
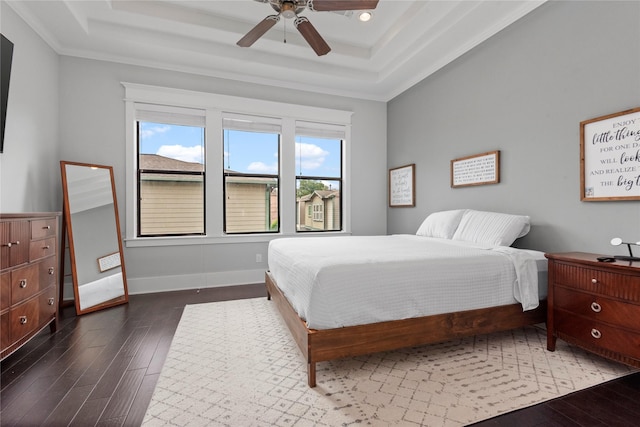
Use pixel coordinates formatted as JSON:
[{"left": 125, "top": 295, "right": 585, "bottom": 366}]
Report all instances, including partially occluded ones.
[
  {"left": 553, "top": 262, "right": 640, "bottom": 302},
  {"left": 555, "top": 310, "right": 640, "bottom": 361},
  {"left": 554, "top": 286, "right": 640, "bottom": 331}
]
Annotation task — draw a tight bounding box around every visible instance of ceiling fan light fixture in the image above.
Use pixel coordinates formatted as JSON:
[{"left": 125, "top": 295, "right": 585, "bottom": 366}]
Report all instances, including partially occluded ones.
[
  {"left": 281, "top": 1, "right": 297, "bottom": 19},
  {"left": 358, "top": 11, "right": 373, "bottom": 22}
]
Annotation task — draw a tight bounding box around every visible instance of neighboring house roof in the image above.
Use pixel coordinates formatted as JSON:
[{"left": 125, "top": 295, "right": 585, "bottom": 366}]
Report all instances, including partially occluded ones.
[
  {"left": 298, "top": 190, "right": 339, "bottom": 202},
  {"left": 313, "top": 190, "right": 338, "bottom": 199},
  {"left": 140, "top": 153, "right": 203, "bottom": 171},
  {"left": 139, "top": 154, "right": 276, "bottom": 186}
]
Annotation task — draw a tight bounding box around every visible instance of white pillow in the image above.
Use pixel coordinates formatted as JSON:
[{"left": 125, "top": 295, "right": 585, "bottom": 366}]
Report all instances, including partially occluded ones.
[
  {"left": 451, "top": 210, "right": 530, "bottom": 247},
  {"left": 416, "top": 209, "right": 467, "bottom": 239}
]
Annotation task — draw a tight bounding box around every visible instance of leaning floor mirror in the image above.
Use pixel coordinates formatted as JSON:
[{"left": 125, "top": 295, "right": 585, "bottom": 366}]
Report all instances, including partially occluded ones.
[{"left": 60, "top": 161, "right": 129, "bottom": 315}]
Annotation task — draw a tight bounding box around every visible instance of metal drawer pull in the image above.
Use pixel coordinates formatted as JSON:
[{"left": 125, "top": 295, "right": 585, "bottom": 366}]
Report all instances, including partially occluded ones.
[
  {"left": 2, "top": 240, "right": 19, "bottom": 248},
  {"left": 43, "top": 225, "right": 51, "bottom": 230},
  {"left": 19, "top": 279, "right": 27, "bottom": 288},
  {"left": 19, "top": 316, "right": 27, "bottom": 325},
  {"left": 42, "top": 245, "right": 50, "bottom": 250},
  {"left": 48, "top": 298, "right": 55, "bottom": 306},
  {"left": 590, "top": 302, "right": 602, "bottom": 313},
  {"left": 591, "top": 328, "right": 602, "bottom": 339},
  {"left": 49, "top": 267, "right": 55, "bottom": 275}
]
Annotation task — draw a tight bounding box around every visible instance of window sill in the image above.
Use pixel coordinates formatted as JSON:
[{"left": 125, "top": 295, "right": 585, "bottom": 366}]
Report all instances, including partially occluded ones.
[{"left": 124, "top": 231, "right": 351, "bottom": 248}]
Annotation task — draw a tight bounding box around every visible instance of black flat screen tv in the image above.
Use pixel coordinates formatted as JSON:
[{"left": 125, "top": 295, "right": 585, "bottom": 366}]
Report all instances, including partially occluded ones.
[{"left": 1, "top": 33, "right": 14, "bottom": 153}]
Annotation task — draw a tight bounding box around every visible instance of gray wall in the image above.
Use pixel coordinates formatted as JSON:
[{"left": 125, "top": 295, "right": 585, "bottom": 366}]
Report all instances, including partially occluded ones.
[
  {"left": 388, "top": 1, "right": 640, "bottom": 255},
  {"left": 57, "top": 57, "right": 387, "bottom": 293},
  {"left": 0, "top": 3, "right": 60, "bottom": 213}
]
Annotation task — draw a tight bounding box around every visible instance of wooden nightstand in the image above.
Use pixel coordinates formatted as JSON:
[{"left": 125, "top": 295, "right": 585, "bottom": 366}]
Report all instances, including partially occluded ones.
[{"left": 546, "top": 252, "right": 640, "bottom": 368}]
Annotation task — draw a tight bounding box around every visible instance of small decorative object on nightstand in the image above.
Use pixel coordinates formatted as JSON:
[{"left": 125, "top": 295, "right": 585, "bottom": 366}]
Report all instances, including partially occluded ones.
[
  {"left": 546, "top": 252, "right": 640, "bottom": 368},
  {"left": 610, "top": 237, "right": 640, "bottom": 262}
]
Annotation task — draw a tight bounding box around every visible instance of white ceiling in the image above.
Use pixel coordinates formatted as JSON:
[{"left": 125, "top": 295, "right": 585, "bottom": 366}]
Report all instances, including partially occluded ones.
[{"left": 7, "top": 0, "right": 546, "bottom": 101}]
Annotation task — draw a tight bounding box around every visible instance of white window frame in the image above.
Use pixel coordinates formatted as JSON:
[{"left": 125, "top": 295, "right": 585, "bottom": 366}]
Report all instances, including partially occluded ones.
[{"left": 123, "top": 82, "right": 352, "bottom": 248}]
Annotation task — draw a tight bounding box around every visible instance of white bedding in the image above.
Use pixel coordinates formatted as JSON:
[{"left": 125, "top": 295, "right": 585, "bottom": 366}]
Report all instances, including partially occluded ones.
[{"left": 268, "top": 235, "right": 547, "bottom": 329}]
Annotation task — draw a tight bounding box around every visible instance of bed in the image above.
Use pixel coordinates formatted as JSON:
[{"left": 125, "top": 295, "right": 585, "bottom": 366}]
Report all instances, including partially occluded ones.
[{"left": 266, "top": 209, "right": 548, "bottom": 387}]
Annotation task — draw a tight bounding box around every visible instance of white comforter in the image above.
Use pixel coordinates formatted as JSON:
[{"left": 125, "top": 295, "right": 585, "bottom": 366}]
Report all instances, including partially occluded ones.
[{"left": 268, "top": 235, "right": 546, "bottom": 329}]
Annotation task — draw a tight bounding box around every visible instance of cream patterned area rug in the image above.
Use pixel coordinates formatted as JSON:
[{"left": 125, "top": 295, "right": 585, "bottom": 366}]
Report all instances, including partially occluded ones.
[{"left": 143, "top": 298, "right": 635, "bottom": 426}]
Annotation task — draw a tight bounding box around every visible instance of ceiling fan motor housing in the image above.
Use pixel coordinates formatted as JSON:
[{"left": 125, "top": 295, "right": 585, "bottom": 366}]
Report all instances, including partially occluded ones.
[{"left": 271, "top": 0, "right": 307, "bottom": 19}]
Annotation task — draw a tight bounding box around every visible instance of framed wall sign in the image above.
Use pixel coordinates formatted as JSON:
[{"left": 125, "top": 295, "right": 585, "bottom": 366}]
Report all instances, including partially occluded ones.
[
  {"left": 581, "top": 107, "right": 640, "bottom": 201},
  {"left": 451, "top": 150, "right": 500, "bottom": 188},
  {"left": 97, "top": 251, "right": 122, "bottom": 273},
  {"left": 389, "top": 164, "right": 415, "bottom": 207}
]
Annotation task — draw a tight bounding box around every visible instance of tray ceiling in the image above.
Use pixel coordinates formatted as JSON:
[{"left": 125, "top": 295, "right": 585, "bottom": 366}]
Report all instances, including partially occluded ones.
[{"left": 7, "top": 0, "right": 546, "bottom": 101}]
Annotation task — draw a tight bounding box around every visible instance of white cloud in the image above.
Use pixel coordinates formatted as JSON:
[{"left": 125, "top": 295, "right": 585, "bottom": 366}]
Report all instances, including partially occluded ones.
[
  {"left": 140, "top": 125, "right": 171, "bottom": 139},
  {"left": 296, "top": 142, "right": 329, "bottom": 170},
  {"left": 248, "top": 161, "right": 278, "bottom": 173},
  {"left": 157, "top": 145, "right": 203, "bottom": 163}
]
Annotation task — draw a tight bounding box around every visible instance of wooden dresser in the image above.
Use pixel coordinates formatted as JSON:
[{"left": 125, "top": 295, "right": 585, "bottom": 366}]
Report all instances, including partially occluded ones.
[
  {"left": 546, "top": 252, "right": 640, "bottom": 368},
  {"left": 1, "top": 213, "right": 60, "bottom": 360}
]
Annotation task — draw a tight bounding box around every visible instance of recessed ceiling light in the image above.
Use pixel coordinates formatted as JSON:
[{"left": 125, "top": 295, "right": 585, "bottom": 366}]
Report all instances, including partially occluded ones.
[{"left": 359, "top": 11, "right": 373, "bottom": 22}]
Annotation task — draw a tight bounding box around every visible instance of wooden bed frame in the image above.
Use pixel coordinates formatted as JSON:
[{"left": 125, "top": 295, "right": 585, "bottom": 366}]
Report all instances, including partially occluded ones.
[{"left": 265, "top": 271, "right": 547, "bottom": 387}]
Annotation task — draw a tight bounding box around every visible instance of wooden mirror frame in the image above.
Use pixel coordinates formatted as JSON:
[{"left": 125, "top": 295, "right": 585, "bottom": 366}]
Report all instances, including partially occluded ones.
[{"left": 60, "top": 161, "right": 129, "bottom": 315}]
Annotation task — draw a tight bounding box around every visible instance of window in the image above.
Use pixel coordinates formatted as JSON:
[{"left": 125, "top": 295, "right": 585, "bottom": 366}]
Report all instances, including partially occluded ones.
[
  {"left": 312, "top": 204, "right": 324, "bottom": 222},
  {"left": 136, "top": 105, "right": 205, "bottom": 237},
  {"left": 295, "top": 122, "right": 343, "bottom": 232},
  {"left": 223, "top": 115, "right": 280, "bottom": 234},
  {"left": 124, "top": 83, "right": 352, "bottom": 245}
]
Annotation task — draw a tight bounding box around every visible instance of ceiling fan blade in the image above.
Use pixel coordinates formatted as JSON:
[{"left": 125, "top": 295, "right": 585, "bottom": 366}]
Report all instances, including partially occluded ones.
[
  {"left": 237, "top": 15, "right": 280, "bottom": 47},
  {"left": 294, "top": 17, "right": 331, "bottom": 56},
  {"left": 308, "top": 0, "right": 379, "bottom": 12}
]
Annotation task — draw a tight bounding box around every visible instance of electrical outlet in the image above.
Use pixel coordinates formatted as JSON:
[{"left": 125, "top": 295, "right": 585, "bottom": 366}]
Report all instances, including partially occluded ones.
[{"left": 256, "top": 253, "right": 262, "bottom": 263}]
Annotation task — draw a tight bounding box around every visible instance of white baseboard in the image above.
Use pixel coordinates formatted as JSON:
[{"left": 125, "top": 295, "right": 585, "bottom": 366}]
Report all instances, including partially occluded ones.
[{"left": 126, "top": 268, "right": 266, "bottom": 295}]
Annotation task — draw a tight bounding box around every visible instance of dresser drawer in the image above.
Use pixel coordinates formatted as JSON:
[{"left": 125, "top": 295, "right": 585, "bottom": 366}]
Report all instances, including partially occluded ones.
[
  {"left": 39, "top": 259, "right": 57, "bottom": 290},
  {"left": 554, "top": 286, "right": 640, "bottom": 331},
  {"left": 39, "top": 287, "right": 57, "bottom": 321},
  {"left": 552, "top": 262, "right": 640, "bottom": 302},
  {"left": 1, "top": 311, "right": 10, "bottom": 349},
  {"left": 10, "top": 264, "right": 39, "bottom": 305},
  {"left": 29, "top": 237, "right": 56, "bottom": 262},
  {"left": 10, "top": 297, "right": 40, "bottom": 344},
  {"left": 1, "top": 220, "right": 30, "bottom": 269},
  {"left": 31, "top": 218, "right": 56, "bottom": 240},
  {"left": 1, "top": 271, "right": 9, "bottom": 311},
  {"left": 555, "top": 310, "right": 640, "bottom": 360}
]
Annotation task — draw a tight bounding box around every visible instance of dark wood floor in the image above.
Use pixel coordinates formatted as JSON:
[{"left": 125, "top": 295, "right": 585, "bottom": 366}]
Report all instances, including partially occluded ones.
[{"left": 1, "top": 284, "right": 639, "bottom": 426}]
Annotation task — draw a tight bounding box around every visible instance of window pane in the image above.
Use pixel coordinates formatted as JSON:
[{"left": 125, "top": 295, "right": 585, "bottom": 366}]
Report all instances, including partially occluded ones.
[
  {"left": 296, "top": 135, "right": 342, "bottom": 232},
  {"left": 138, "top": 122, "right": 205, "bottom": 236},
  {"left": 139, "top": 172, "right": 204, "bottom": 235},
  {"left": 296, "top": 179, "right": 341, "bottom": 231},
  {"left": 224, "top": 129, "right": 279, "bottom": 233},
  {"left": 295, "top": 137, "right": 341, "bottom": 178}
]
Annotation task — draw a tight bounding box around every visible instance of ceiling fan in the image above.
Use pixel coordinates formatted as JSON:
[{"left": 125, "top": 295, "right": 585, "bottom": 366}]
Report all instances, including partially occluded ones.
[{"left": 237, "top": 0, "right": 380, "bottom": 56}]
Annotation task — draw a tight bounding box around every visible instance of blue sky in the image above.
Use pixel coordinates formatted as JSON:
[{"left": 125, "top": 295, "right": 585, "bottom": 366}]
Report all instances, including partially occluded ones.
[{"left": 139, "top": 122, "right": 341, "bottom": 178}]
